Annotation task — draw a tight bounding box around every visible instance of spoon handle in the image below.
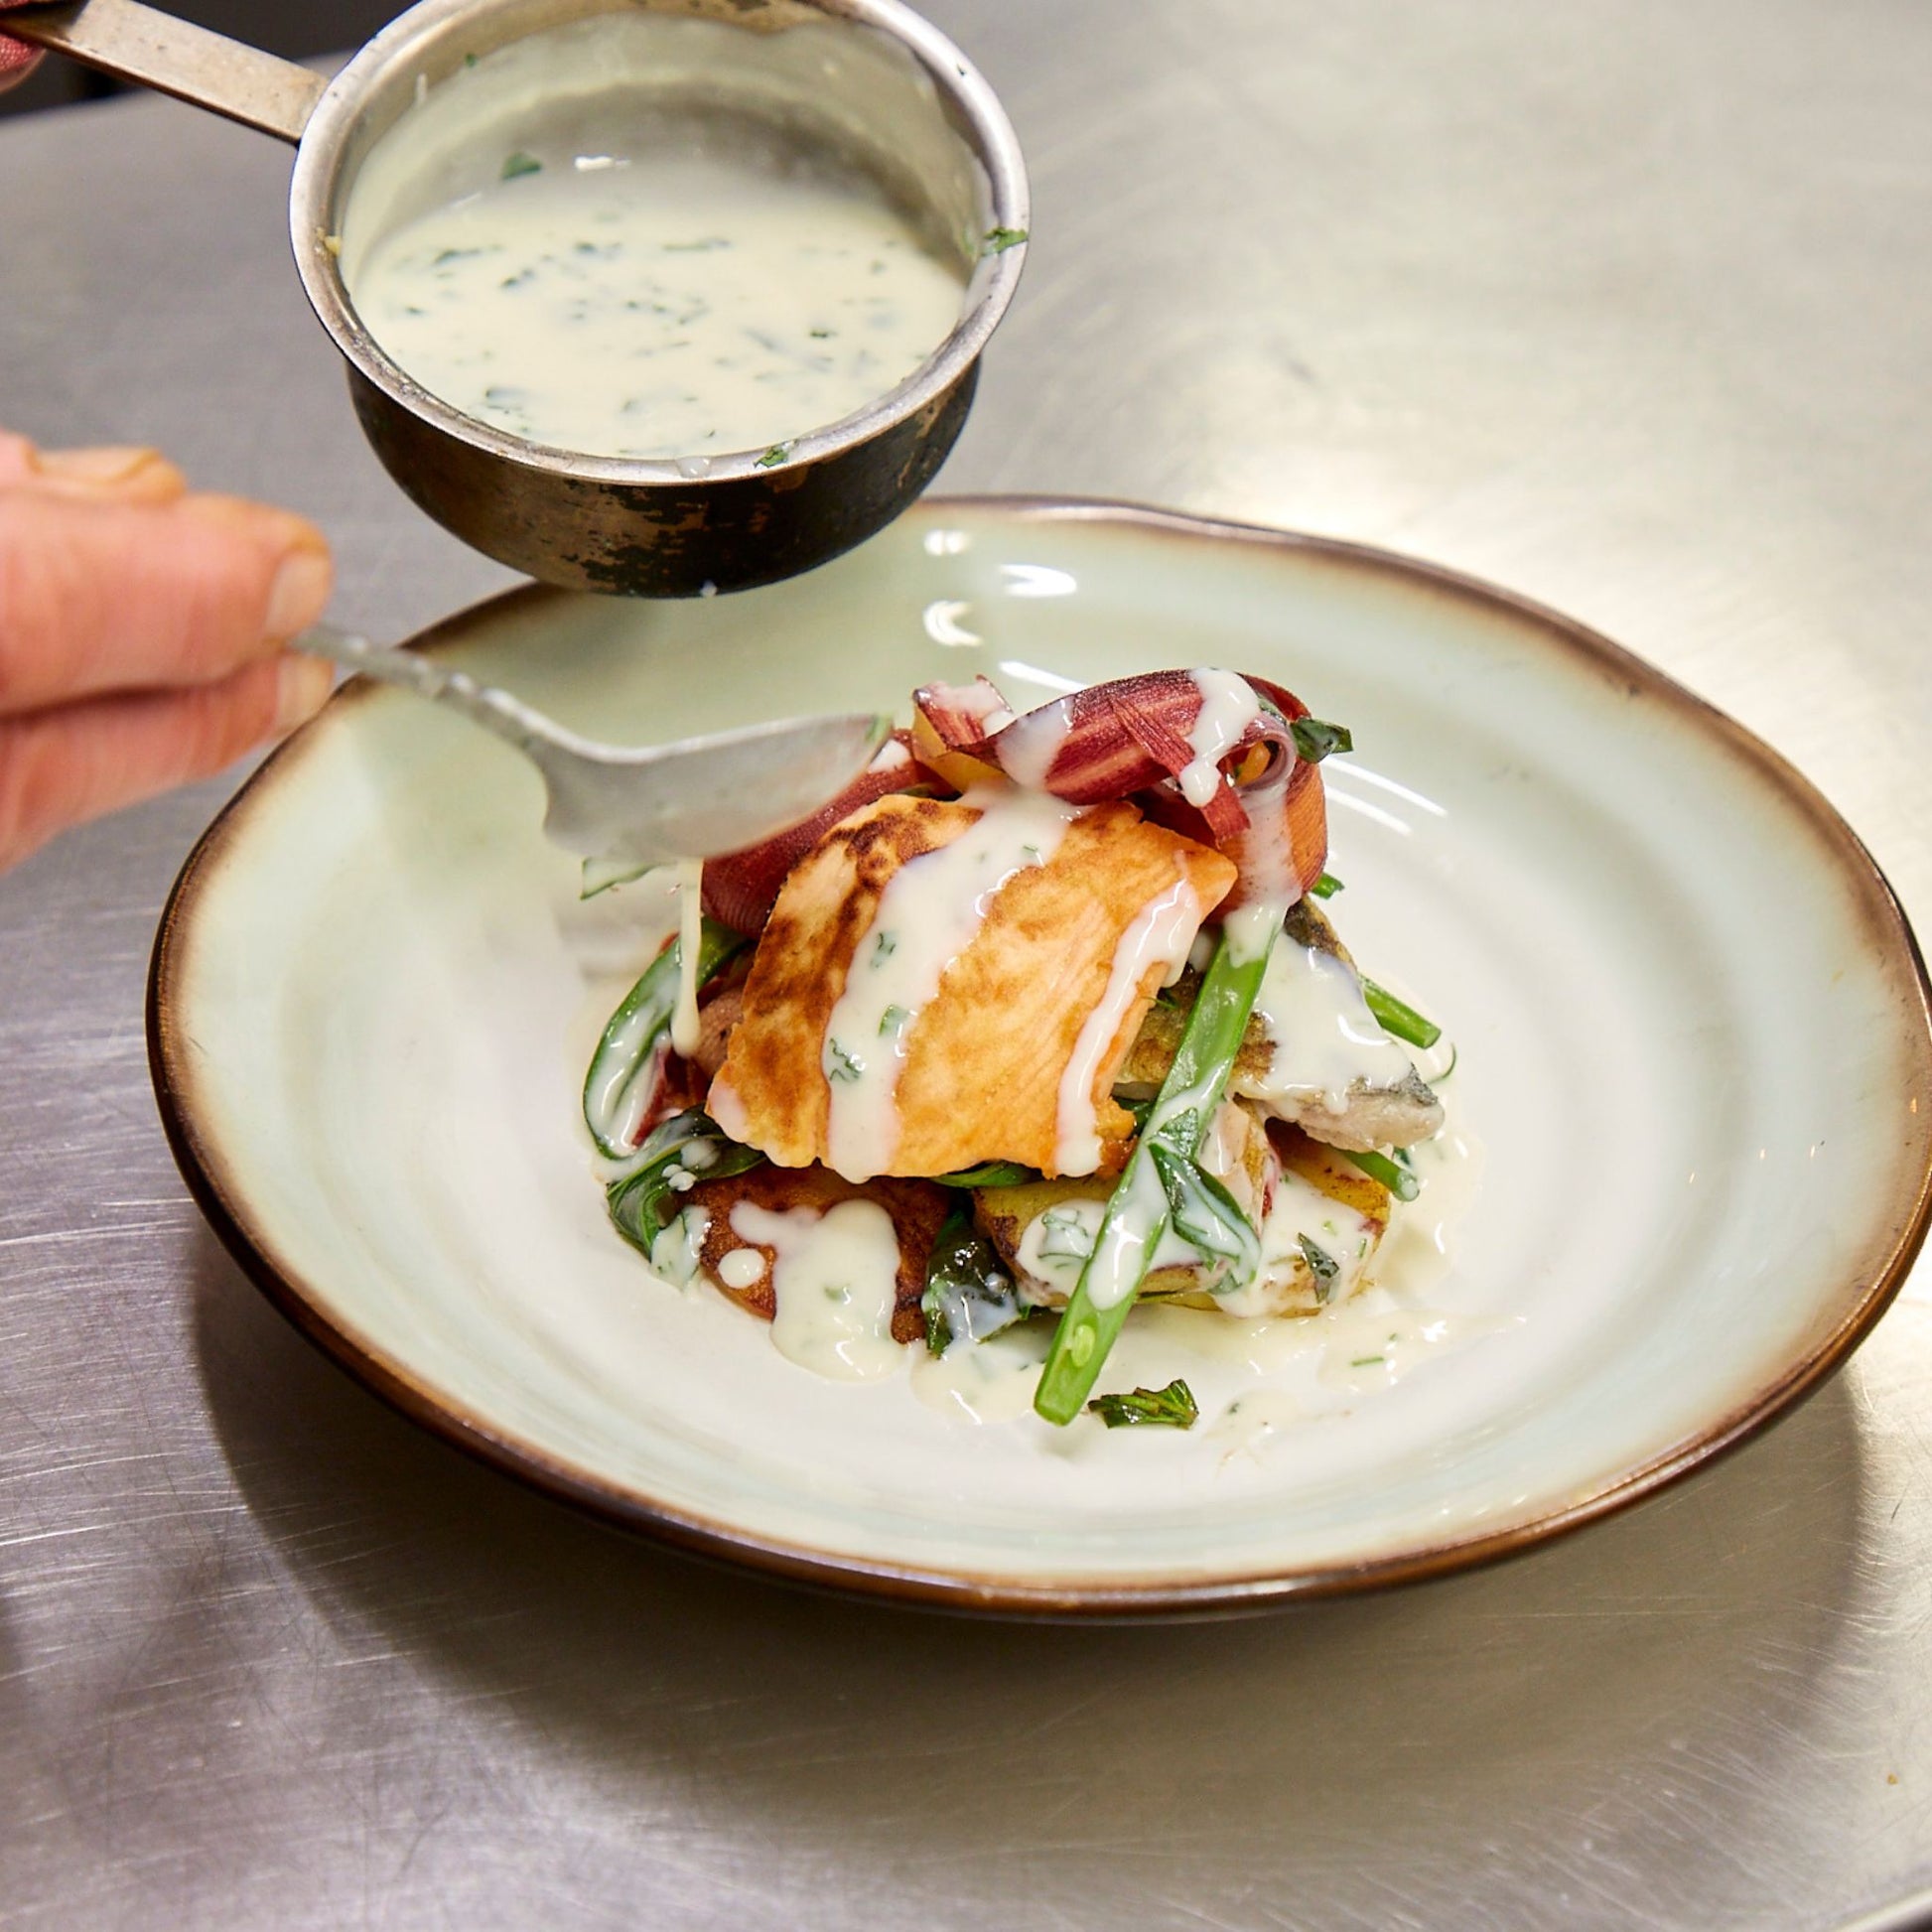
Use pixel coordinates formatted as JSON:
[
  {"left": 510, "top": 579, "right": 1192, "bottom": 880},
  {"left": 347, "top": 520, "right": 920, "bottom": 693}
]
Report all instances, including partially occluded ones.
[
  {"left": 2, "top": 0, "right": 324, "bottom": 143},
  {"left": 291, "top": 624, "right": 584, "bottom": 772}
]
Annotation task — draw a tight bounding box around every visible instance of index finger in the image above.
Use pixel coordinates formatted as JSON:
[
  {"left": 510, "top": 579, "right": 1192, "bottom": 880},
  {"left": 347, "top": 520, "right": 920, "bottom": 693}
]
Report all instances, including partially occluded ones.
[
  {"left": 0, "top": 488, "right": 333, "bottom": 717},
  {"left": 0, "top": 431, "right": 188, "bottom": 505}
]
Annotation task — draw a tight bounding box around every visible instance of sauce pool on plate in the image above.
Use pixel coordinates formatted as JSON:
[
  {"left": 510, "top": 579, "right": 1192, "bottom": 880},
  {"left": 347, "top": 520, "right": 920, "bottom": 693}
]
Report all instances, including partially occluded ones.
[{"left": 349, "top": 149, "right": 968, "bottom": 461}]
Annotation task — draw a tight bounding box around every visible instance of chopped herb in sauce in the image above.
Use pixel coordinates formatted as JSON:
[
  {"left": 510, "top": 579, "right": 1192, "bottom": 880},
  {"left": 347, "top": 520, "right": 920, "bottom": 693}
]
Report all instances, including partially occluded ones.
[
  {"left": 1087, "top": 1379, "right": 1198, "bottom": 1429},
  {"left": 982, "top": 225, "right": 1030, "bottom": 254},
  {"left": 1037, "top": 1206, "right": 1098, "bottom": 1264},
  {"left": 823, "top": 1038, "right": 863, "bottom": 1083},
  {"left": 500, "top": 151, "right": 542, "bottom": 181},
  {"left": 755, "top": 442, "right": 793, "bottom": 469},
  {"left": 1298, "top": 1232, "right": 1340, "bottom": 1302}
]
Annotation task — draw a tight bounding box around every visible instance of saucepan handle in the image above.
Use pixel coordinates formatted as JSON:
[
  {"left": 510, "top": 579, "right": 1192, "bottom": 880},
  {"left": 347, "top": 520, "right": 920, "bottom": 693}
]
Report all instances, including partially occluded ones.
[{"left": 3, "top": 0, "right": 325, "bottom": 144}]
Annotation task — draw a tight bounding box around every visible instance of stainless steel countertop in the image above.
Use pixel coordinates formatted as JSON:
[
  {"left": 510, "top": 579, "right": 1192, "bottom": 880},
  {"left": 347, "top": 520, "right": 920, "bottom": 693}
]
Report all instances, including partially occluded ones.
[{"left": 5, "top": 4, "right": 1931, "bottom": 1925}]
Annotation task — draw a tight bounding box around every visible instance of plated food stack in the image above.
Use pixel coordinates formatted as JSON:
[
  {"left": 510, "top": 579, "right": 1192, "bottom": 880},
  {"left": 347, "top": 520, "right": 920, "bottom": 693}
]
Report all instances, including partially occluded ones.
[{"left": 583, "top": 668, "right": 1449, "bottom": 1426}]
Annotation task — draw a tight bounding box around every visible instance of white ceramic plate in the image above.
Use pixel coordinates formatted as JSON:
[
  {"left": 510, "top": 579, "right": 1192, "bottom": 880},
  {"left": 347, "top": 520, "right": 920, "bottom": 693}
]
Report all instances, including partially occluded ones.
[{"left": 151, "top": 500, "right": 1932, "bottom": 1615}]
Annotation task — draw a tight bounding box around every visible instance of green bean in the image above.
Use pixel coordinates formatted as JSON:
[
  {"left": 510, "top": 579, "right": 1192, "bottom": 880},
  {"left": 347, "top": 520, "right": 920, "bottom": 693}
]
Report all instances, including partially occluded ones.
[
  {"left": 1033, "top": 918, "right": 1278, "bottom": 1425},
  {"left": 1360, "top": 978, "right": 1442, "bottom": 1050}
]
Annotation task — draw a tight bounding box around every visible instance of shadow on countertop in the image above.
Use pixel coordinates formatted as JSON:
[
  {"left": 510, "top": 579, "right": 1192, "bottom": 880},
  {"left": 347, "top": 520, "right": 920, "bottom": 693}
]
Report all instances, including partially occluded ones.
[{"left": 190, "top": 1219, "right": 1879, "bottom": 1923}]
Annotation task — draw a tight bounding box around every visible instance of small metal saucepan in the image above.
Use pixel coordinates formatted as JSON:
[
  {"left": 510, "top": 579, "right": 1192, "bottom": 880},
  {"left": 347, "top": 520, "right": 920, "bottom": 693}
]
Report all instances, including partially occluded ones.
[{"left": 9, "top": 0, "right": 1029, "bottom": 595}]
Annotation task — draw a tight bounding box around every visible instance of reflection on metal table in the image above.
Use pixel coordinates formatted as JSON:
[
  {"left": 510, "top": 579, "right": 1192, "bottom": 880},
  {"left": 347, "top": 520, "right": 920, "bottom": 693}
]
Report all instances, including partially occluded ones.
[{"left": 3, "top": 2, "right": 1931, "bottom": 1926}]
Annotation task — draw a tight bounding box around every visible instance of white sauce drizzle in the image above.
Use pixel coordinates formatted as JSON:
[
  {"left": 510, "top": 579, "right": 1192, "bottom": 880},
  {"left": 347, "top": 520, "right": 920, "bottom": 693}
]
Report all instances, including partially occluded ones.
[
  {"left": 1054, "top": 875, "right": 1204, "bottom": 1175},
  {"left": 669, "top": 857, "right": 705, "bottom": 1059},
  {"left": 729, "top": 1198, "right": 902, "bottom": 1380},
  {"left": 715, "top": 1246, "right": 764, "bottom": 1291},
  {"left": 647, "top": 1205, "right": 708, "bottom": 1286},
  {"left": 351, "top": 154, "right": 965, "bottom": 460},
  {"left": 820, "top": 787, "right": 1083, "bottom": 1181},
  {"left": 1236, "top": 933, "right": 1417, "bottom": 1113},
  {"left": 1177, "top": 668, "right": 1262, "bottom": 808},
  {"left": 990, "top": 700, "right": 1073, "bottom": 789},
  {"left": 1315, "top": 1304, "right": 1483, "bottom": 1394},
  {"left": 1220, "top": 897, "right": 1290, "bottom": 967},
  {"left": 910, "top": 1325, "right": 1048, "bottom": 1425}
]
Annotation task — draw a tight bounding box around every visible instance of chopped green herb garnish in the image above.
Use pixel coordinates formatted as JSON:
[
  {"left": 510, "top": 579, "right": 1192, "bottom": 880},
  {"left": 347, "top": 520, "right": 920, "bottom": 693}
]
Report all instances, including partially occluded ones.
[
  {"left": 1037, "top": 1206, "right": 1099, "bottom": 1264},
  {"left": 606, "top": 1110, "right": 763, "bottom": 1257},
  {"left": 1349, "top": 1355, "right": 1386, "bottom": 1368},
  {"left": 1087, "top": 1379, "right": 1198, "bottom": 1429},
  {"left": 1149, "top": 1144, "right": 1260, "bottom": 1290},
  {"left": 1298, "top": 1233, "right": 1340, "bottom": 1303},
  {"left": 872, "top": 930, "right": 897, "bottom": 963},
  {"left": 824, "top": 1038, "right": 863, "bottom": 1083},
  {"left": 755, "top": 442, "right": 792, "bottom": 469},
  {"left": 1339, "top": 1147, "right": 1421, "bottom": 1203},
  {"left": 1290, "top": 717, "right": 1353, "bottom": 763},
  {"left": 921, "top": 1205, "right": 1023, "bottom": 1353},
  {"left": 932, "top": 1161, "right": 1037, "bottom": 1188},
  {"left": 1311, "top": 872, "right": 1344, "bottom": 898},
  {"left": 983, "top": 225, "right": 1030, "bottom": 255},
  {"left": 809, "top": 327, "right": 834, "bottom": 339},
  {"left": 1361, "top": 979, "right": 1442, "bottom": 1049},
  {"left": 500, "top": 151, "right": 542, "bottom": 180},
  {"left": 879, "top": 1004, "right": 911, "bottom": 1035}
]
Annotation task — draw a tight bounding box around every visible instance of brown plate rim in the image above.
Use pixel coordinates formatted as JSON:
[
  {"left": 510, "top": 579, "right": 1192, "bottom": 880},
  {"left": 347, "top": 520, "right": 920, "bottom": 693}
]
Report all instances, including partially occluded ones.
[{"left": 147, "top": 495, "right": 1932, "bottom": 1619}]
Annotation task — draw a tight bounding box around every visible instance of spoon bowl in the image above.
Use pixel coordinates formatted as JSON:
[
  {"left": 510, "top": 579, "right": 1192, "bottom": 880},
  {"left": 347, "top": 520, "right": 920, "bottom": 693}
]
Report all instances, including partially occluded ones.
[{"left": 294, "top": 623, "right": 892, "bottom": 867}]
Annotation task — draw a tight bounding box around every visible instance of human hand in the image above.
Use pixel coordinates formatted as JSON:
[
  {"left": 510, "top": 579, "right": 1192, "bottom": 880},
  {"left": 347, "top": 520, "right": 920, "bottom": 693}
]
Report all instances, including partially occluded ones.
[
  {"left": 0, "top": 1, "right": 42, "bottom": 98},
  {"left": 0, "top": 430, "right": 337, "bottom": 871}
]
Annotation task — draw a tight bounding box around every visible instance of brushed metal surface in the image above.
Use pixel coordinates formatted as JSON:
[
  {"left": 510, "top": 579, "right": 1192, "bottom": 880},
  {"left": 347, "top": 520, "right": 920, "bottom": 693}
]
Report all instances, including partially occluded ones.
[{"left": 3, "top": 2, "right": 1931, "bottom": 1925}]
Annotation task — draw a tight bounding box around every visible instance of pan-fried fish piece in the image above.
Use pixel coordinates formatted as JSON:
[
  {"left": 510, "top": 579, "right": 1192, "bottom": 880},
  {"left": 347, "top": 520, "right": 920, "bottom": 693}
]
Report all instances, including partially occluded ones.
[
  {"left": 709, "top": 791, "right": 1237, "bottom": 1179},
  {"left": 681, "top": 1160, "right": 950, "bottom": 1344},
  {"left": 1118, "top": 898, "right": 1443, "bottom": 1152}
]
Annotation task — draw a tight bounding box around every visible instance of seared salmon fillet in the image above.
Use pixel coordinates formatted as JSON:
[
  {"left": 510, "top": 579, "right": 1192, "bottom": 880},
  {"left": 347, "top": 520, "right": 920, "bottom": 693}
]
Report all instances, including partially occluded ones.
[{"left": 709, "top": 791, "right": 1236, "bottom": 1179}]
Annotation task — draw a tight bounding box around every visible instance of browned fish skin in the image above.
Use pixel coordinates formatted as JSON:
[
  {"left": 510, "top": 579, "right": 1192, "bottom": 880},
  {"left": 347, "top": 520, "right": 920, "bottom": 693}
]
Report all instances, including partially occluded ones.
[
  {"left": 710, "top": 792, "right": 1235, "bottom": 1178},
  {"left": 684, "top": 1162, "right": 950, "bottom": 1344},
  {"left": 709, "top": 795, "right": 975, "bottom": 1169}
]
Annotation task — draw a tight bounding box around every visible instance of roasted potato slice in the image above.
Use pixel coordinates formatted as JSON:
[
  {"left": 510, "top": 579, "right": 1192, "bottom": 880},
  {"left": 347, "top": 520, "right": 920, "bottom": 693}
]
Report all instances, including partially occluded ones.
[{"left": 684, "top": 1161, "right": 950, "bottom": 1345}]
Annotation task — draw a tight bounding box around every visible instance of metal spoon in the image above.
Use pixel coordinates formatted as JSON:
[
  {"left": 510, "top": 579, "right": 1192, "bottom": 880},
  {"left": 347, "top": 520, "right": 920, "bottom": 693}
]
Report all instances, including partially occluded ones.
[{"left": 295, "top": 624, "right": 890, "bottom": 869}]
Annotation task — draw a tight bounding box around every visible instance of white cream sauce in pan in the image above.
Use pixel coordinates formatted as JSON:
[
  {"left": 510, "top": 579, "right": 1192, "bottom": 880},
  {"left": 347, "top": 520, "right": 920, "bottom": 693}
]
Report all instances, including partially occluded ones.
[{"left": 352, "top": 153, "right": 966, "bottom": 460}]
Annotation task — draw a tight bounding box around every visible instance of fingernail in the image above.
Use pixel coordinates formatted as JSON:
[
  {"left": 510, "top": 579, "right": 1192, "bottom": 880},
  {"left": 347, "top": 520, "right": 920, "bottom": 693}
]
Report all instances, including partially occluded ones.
[
  {"left": 274, "top": 654, "right": 336, "bottom": 734},
  {"left": 38, "top": 444, "right": 166, "bottom": 486},
  {"left": 265, "top": 549, "right": 333, "bottom": 639}
]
